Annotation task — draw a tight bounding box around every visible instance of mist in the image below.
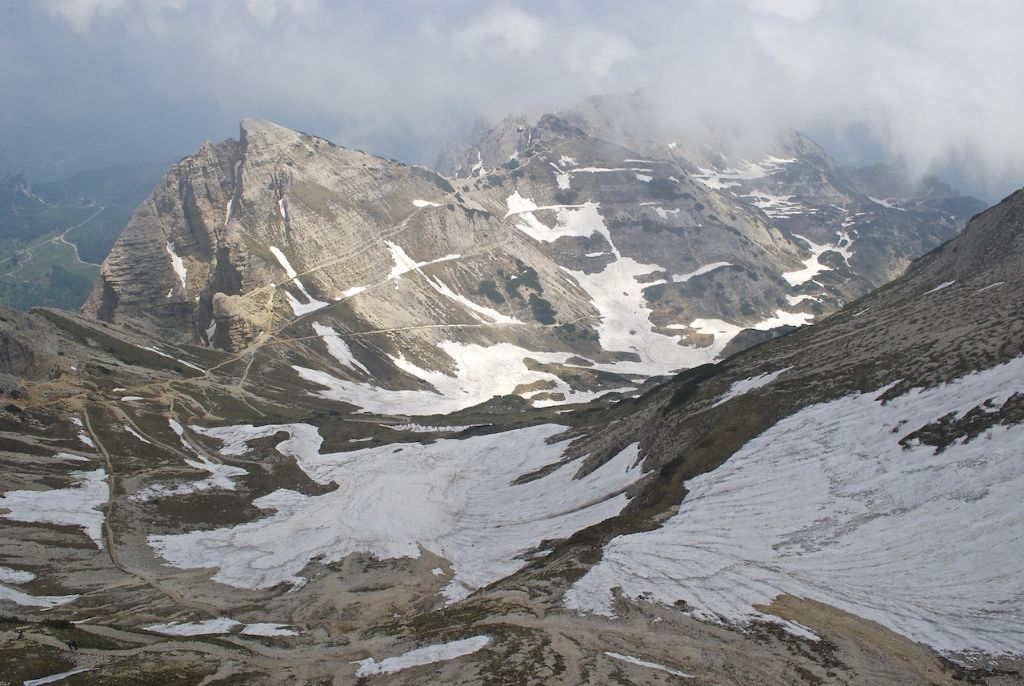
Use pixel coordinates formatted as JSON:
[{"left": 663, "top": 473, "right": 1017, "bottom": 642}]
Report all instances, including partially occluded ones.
[{"left": 2, "top": 0, "right": 1022, "bottom": 201}]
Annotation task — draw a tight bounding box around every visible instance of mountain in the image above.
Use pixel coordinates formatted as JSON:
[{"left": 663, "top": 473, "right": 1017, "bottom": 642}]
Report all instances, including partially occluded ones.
[
  {"left": 81, "top": 112, "right": 982, "bottom": 416},
  {"left": 0, "top": 161, "right": 1019, "bottom": 684}
]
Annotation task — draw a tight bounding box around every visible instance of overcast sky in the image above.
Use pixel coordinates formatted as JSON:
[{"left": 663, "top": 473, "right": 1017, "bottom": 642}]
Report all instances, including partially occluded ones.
[{"left": 2, "top": 0, "right": 1021, "bottom": 200}]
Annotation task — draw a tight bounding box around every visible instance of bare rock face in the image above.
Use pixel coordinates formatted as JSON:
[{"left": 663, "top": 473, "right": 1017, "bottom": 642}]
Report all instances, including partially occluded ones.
[{"left": 83, "top": 110, "right": 982, "bottom": 410}]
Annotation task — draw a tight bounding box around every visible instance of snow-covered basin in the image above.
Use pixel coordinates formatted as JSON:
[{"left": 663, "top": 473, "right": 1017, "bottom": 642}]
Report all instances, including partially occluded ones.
[
  {"left": 151, "top": 424, "right": 644, "bottom": 602},
  {"left": 567, "top": 356, "right": 1024, "bottom": 656}
]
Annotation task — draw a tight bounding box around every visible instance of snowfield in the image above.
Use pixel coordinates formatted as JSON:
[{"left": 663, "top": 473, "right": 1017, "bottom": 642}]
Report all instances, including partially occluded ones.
[
  {"left": 566, "top": 356, "right": 1024, "bottom": 656},
  {"left": 150, "top": 424, "right": 645, "bottom": 602},
  {"left": 0, "top": 468, "right": 108, "bottom": 548}
]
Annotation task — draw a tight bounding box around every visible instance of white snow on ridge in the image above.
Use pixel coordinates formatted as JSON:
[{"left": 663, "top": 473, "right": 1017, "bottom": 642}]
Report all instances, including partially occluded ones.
[
  {"left": 165, "top": 241, "right": 187, "bottom": 288},
  {"left": 150, "top": 425, "right": 645, "bottom": 602},
  {"left": 672, "top": 262, "right": 732, "bottom": 283},
  {"left": 355, "top": 635, "right": 491, "bottom": 677},
  {"left": 567, "top": 356, "right": 1024, "bottom": 656},
  {"left": 0, "top": 469, "right": 108, "bottom": 548},
  {"left": 712, "top": 367, "right": 792, "bottom": 407}
]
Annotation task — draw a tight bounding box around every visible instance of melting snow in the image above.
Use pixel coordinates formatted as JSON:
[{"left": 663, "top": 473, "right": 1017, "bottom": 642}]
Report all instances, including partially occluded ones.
[
  {"left": 712, "top": 367, "right": 792, "bottom": 407},
  {"left": 743, "top": 191, "right": 808, "bottom": 219},
  {"left": 23, "top": 668, "right": 95, "bottom": 686},
  {"left": 269, "top": 245, "right": 329, "bottom": 316},
  {"left": 241, "top": 622, "right": 299, "bottom": 637},
  {"left": 384, "top": 241, "right": 460, "bottom": 280},
  {"left": 925, "top": 280, "right": 956, "bottom": 295},
  {"left": 150, "top": 425, "right": 644, "bottom": 602},
  {"left": 70, "top": 417, "right": 94, "bottom": 448},
  {"left": 312, "top": 323, "right": 369, "bottom": 375},
  {"left": 354, "top": 635, "right": 491, "bottom": 677},
  {"left": 134, "top": 420, "right": 247, "bottom": 501},
  {"left": 0, "top": 566, "right": 79, "bottom": 608},
  {"left": 782, "top": 233, "right": 853, "bottom": 287},
  {"left": 693, "top": 156, "right": 795, "bottom": 190},
  {"left": 605, "top": 652, "right": 694, "bottom": 678},
  {"left": 0, "top": 469, "right": 108, "bottom": 548},
  {"left": 635, "top": 173, "right": 652, "bottom": 183},
  {"left": 567, "top": 356, "right": 1024, "bottom": 655},
  {"left": 672, "top": 262, "right": 732, "bottom": 283},
  {"left": 412, "top": 199, "right": 441, "bottom": 208},
  {"left": 571, "top": 166, "right": 653, "bottom": 174},
  {"left": 975, "top": 282, "right": 1004, "bottom": 294},
  {"left": 295, "top": 341, "right": 621, "bottom": 414},
  {"left": 146, "top": 617, "right": 240, "bottom": 636},
  {"left": 123, "top": 424, "right": 151, "bottom": 444},
  {"left": 504, "top": 193, "right": 612, "bottom": 247},
  {"left": 165, "top": 241, "right": 187, "bottom": 288}
]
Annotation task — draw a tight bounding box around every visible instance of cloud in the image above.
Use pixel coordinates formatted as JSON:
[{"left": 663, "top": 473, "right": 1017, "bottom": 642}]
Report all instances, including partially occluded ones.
[
  {"left": 6, "top": 1, "right": 1024, "bottom": 200},
  {"left": 455, "top": 6, "right": 545, "bottom": 55}
]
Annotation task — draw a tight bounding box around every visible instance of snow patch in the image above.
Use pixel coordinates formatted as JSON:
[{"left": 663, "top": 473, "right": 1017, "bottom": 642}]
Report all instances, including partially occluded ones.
[
  {"left": 240, "top": 622, "right": 299, "bottom": 637},
  {"left": 295, "top": 341, "right": 619, "bottom": 414},
  {"left": 312, "top": 323, "right": 369, "bottom": 375},
  {"left": 0, "top": 469, "right": 108, "bottom": 548},
  {"left": 782, "top": 232, "right": 853, "bottom": 287},
  {"left": 23, "top": 668, "right": 95, "bottom": 686},
  {"left": 165, "top": 241, "right": 187, "bottom": 288},
  {"left": 412, "top": 199, "right": 441, "bottom": 208},
  {"left": 269, "top": 245, "right": 329, "bottom": 316},
  {"left": 925, "top": 280, "right": 956, "bottom": 295},
  {"left": 605, "top": 652, "right": 694, "bottom": 679},
  {"left": 146, "top": 617, "right": 240, "bottom": 636},
  {"left": 0, "top": 566, "right": 79, "bottom": 609},
  {"left": 354, "top": 635, "right": 491, "bottom": 677},
  {"left": 712, "top": 367, "right": 792, "bottom": 407},
  {"left": 672, "top": 262, "right": 732, "bottom": 283},
  {"left": 568, "top": 356, "right": 1024, "bottom": 655},
  {"left": 150, "top": 425, "right": 644, "bottom": 601}
]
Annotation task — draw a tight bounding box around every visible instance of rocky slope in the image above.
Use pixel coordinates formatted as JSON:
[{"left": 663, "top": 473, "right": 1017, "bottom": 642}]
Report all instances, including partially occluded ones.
[
  {"left": 81, "top": 111, "right": 982, "bottom": 414},
  {"left": 0, "top": 172, "right": 1020, "bottom": 684}
]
